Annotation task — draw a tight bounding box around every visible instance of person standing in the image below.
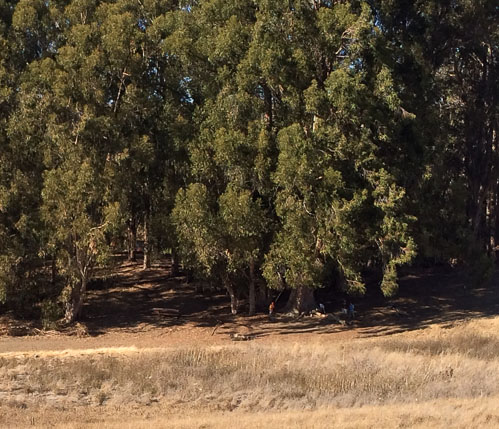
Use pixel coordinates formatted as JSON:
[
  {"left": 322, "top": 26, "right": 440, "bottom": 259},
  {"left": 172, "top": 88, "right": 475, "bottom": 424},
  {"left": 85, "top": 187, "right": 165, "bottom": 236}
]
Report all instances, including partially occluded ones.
[
  {"left": 347, "top": 302, "right": 355, "bottom": 321},
  {"left": 269, "top": 301, "right": 275, "bottom": 321}
]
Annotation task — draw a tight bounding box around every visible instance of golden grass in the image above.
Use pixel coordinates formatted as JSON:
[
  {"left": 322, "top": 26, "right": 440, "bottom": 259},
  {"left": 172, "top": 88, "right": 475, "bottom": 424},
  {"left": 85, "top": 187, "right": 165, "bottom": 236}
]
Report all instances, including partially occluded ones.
[
  {"left": 2, "top": 396, "right": 499, "bottom": 428},
  {"left": 2, "top": 316, "right": 499, "bottom": 428}
]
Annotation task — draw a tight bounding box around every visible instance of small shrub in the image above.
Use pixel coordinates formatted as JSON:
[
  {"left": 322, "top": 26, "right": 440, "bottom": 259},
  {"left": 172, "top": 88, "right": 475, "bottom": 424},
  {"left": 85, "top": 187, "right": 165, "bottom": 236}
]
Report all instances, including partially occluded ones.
[
  {"left": 95, "top": 391, "right": 107, "bottom": 406},
  {"left": 40, "top": 299, "right": 62, "bottom": 329}
]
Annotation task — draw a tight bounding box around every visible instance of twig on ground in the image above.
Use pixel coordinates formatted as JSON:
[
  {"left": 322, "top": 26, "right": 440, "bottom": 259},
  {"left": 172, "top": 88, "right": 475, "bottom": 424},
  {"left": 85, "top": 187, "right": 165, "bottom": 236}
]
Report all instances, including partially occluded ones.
[{"left": 211, "top": 320, "right": 223, "bottom": 336}]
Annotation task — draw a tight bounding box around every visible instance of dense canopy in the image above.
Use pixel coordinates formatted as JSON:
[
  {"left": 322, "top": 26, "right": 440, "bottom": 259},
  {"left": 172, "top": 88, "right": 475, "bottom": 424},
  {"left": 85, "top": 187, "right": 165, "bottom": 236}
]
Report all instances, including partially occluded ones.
[{"left": 0, "top": 0, "right": 497, "bottom": 322}]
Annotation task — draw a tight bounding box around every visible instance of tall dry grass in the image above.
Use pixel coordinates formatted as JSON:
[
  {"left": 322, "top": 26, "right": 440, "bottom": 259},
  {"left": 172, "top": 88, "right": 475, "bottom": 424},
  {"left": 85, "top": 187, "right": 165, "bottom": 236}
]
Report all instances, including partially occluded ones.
[
  {"left": 3, "top": 396, "right": 499, "bottom": 429},
  {"left": 2, "top": 316, "right": 499, "bottom": 428}
]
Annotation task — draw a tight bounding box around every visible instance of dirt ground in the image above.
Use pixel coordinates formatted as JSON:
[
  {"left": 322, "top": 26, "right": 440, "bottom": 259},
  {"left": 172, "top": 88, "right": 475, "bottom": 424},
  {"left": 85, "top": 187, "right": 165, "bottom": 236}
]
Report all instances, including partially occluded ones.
[
  {"left": 1, "top": 257, "right": 498, "bottom": 355},
  {"left": 2, "top": 260, "right": 499, "bottom": 429}
]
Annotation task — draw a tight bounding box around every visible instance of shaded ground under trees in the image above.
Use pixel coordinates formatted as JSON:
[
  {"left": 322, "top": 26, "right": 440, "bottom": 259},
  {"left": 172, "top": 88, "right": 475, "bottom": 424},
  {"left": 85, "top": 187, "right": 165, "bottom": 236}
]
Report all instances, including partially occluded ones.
[{"left": 3, "top": 256, "right": 497, "bottom": 343}]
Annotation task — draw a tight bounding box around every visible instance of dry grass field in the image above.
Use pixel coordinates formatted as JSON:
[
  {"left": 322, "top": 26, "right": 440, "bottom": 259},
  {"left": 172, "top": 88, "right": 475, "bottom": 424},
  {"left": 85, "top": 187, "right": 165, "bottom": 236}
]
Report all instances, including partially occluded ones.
[
  {"left": 1, "top": 261, "right": 499, "bottom": 428},
  {"left": 2, "top": 317, "right": 499, "bottom": 428}
]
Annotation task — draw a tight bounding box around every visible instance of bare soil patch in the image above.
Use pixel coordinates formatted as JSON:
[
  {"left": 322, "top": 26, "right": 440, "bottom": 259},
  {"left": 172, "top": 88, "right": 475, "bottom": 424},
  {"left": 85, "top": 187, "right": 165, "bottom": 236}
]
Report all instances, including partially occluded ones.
[{"left": 1, "top": 258, "right": 498, "bottom": 354}]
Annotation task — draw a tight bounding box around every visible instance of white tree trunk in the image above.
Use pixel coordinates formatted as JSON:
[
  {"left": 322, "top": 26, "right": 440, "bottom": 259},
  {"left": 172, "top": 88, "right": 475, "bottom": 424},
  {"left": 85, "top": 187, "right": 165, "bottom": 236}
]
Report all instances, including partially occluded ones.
[
  {"left": 224, "top": 276, "right": 238, "bottom": 315},
  {"left": 143, "top": 212, "right": 151, "bottom": 270},
  {"left": 64, "top": 278, "right": 87, "bottom": 324},
  {"left": 127, "top": 218, "right": 137, "bottom": 261},
  {"left": 249, "top": 258, "right": 256, "bottom": 316}
]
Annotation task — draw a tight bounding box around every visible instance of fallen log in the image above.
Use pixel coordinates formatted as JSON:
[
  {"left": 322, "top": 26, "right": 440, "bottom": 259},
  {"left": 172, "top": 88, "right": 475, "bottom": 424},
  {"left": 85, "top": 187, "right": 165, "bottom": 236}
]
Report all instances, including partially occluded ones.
[{"left": 152, "top": 308, "right": 181, "bottom": 317}]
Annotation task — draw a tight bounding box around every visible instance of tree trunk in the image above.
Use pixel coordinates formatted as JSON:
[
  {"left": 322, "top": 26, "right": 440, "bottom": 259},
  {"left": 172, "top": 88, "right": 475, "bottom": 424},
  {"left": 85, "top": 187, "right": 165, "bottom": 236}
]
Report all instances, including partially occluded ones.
[
  {"left": 248, "top": 258, "right": 256, "bottom": 316},
  {"left": 127, "top": 218, "right": 137, "bottom": 262},
  {"left": 495, "top": 181, "right": 499, "bottom": 253},
  {"left": 491, "top": 181, "right": 498, "bottom": 255},
  {"left": 284, "top": 285, "right": 317, "bottom": 314},
  {"left": 263, "top": 83, "right": 273, "bottom": 132},
  {"left": 487, "top": 188, "right": 496, "bottom": 254},
  {"left": 51, "top": 255, "right": 57, "bottom": 285},
  {"left": 64, "top": 279, "right": 87, "bottom": 324},
  {"left": 171, "top": 249, "right": 180, "bottom": 277},
  {"left": 224, "top": 276, "right": 238, "bottom": 315},
  {"left": 471, "top": 183, "right": 486, "bottom": 241},
  {"left": 143, "top": 211, "right": 151, "bottom": 270},
  {"left": 258, "top": 283, "right": 268, "bottom": 306}
]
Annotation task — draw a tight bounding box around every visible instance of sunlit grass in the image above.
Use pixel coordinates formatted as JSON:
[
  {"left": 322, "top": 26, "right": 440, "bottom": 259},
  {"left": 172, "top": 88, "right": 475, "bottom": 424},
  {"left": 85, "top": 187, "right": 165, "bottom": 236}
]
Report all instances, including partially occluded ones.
[{"left": 2, "top": 317, "right": 499, "bottom": 428}]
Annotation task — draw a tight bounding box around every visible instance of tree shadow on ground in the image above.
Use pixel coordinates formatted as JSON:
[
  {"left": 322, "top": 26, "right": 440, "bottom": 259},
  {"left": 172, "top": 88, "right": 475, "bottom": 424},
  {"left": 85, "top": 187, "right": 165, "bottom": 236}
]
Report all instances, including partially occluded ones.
[
  {"left": 83, "top": 257, "right": 232, "bottom": 336},
  {"left": 351, "top": 267, "right": 499, "bottom": 337},
  {"left": 82, "top": 256, "right": 499, "bottom": 339}
]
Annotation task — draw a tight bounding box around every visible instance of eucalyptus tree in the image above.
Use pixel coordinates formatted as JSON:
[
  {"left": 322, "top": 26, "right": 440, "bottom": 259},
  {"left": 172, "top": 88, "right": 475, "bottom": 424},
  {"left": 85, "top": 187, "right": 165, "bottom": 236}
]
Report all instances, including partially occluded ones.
[
  {"left": 171, "top": 0, "right": 274, "bottom": 315},
  {"left": 35, "top": 0, "right": 120, "bottom": 323},
  {"left": 372, "top": 0, "right": 498, "bottom": 283},
  {"left": 436, "top": 1, "right": 498, "bottom": 263},
  {"left": 39, "top": 0, "right": 192, "bottom": 321},
  {"left": 260, "top": 1, "right": 416, "bottom": 311},
  {"left": 0, "top": 0, "right": 22, "bottom": 304},
  {"left": 172, "top": 1, "right": 420, "bottom": 314},
  {"left": 173, "top": 182, "right": 268, "bottom": 315},
  {"left": 0, "top": 0, "right": 495, "bottom": 323},
  {"left": 0, "top": 0, "right": 65, "bottom": 307},
  {"left": 97, "top": 0, "right": 194, "bottom": 270}
]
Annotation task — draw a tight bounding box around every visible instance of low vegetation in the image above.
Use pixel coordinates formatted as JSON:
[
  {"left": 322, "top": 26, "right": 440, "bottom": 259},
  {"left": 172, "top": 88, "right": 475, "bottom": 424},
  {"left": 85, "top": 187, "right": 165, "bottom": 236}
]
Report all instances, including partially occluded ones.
[{"left": 2, "top": 317, "right": 499, "bottom": 428}]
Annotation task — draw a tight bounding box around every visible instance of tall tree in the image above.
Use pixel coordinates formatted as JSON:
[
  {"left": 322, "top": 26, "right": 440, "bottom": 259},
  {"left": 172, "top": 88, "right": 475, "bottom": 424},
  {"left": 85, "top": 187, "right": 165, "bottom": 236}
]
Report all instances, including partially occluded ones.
[
  {"left": 38, "top": 0, "right": 117, "bottom": 323},
  {"left": 261, "top": 1, "right": 416, "bottom": 311},
  {"left": 172, "top": 1, "right": 274, "bottom": 314},
  {"left": 0, "top": 0, "right": 63, "bottom": 308},
  {"left": 372, "top": 0, "right": 498, "bottom": 281},
  {"left": 102, "top": 0, "right": 192, "bottom": 270}
]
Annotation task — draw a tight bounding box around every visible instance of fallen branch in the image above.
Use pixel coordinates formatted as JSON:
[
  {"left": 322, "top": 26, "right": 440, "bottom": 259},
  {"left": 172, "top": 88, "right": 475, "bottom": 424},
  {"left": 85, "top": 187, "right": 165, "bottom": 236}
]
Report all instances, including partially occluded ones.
[
  {"left": 152, "top": 308, "right": 181, "bottom": 318},
  {"left": 211, "top": 320, "right": 223, "bottom": 336}
]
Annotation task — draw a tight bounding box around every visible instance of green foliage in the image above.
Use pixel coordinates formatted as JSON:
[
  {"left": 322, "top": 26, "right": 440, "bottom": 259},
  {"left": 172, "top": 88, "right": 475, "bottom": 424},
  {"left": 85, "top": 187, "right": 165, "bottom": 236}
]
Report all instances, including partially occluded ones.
[
  {"left": 371, "top": 169, "right": 417, "bottom": 296},
  {"left": 0, "top": 0, "right": 497, "bottom": 320},
  {"left": 172, "top": 184, "right": 219, "bottom": 276},
  {"left": 40, "top": 298, "right": 63, "bottom": 330},
  {"left": 173, "top": 183, "right": 267, "bottom": 278},
  {"left": 467, "top": 245, "right": 496, "bottom": 289}
]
